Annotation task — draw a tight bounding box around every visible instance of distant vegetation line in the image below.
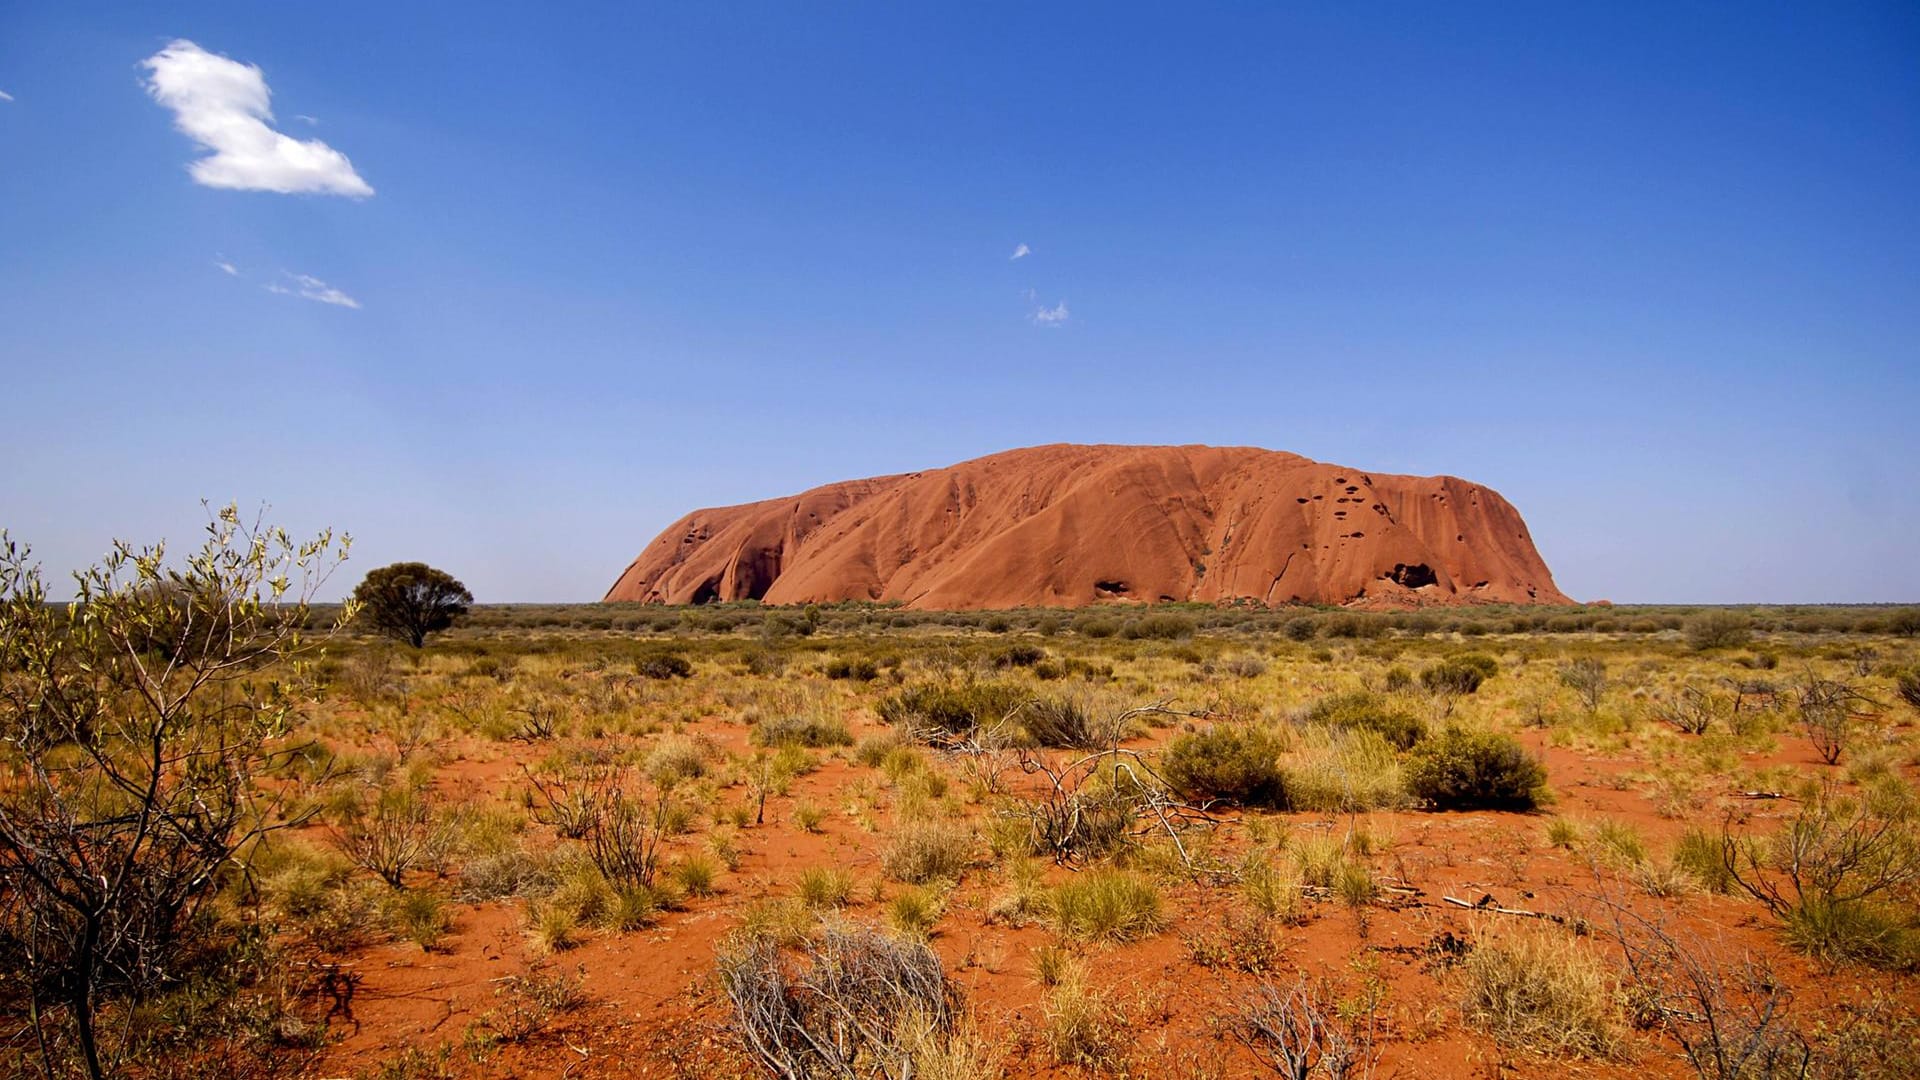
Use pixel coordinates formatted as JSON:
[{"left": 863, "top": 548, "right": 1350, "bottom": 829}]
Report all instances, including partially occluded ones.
[{"left": 296, "top": 601, "right": 1920, "bottom": 640}]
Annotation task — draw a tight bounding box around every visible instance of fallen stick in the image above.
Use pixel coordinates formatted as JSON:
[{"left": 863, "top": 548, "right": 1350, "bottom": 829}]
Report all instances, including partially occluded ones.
[
  {"left": 1736, "top": 791, "right": 1785, "bottom": 799},
  {"left": 1442, "top": 895, "right": 1566, "bottom": 923}
]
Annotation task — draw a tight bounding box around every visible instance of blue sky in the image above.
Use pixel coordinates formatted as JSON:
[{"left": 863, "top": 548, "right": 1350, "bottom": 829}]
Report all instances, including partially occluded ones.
[{"left": 2, "top": 3, "right": 1916, "bottom": 603}]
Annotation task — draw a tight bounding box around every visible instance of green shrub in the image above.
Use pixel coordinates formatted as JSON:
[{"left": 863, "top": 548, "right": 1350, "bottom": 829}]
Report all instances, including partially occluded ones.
[
  {"left": 1074, "top": 616, "right": 1121, "bottom": 639},
  {"left": 636, "top": 650, "right": 694, "bottom": 679},
  {"left": 1685, "top": 611, "right": 1753, "bottom": 652},
  {"left": 823, "top": 655, "right": 880, "bottom": 681},
  {"left": 1159, "top": 724, "right": 1288, "bottom": 807},
  {"left": 878, "top": 682, "right": 1026, "bottom": 738},
  {"left": 1051, "top": 869, "right": 1165, "bottom": 942},
  {"left": 1123, "top": 613, "right": 1196, "bottom": 640},
  {"left": 1421, "top": 654, "right": 1499, "bottom": 696},
  {"left": 992, "top": 643, "right": 1047, "bottom": 668},
  {"left": 1303, "top": 691, "right": 1425, "bottom": 750},
  {"left": 1405, "top": 728, "right": 1548, "bottom": 810}
]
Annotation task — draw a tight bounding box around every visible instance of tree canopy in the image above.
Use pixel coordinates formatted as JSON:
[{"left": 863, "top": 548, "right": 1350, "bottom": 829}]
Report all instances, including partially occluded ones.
[{"left": 351, "top": 562, "right": 473, "bottom": 647}]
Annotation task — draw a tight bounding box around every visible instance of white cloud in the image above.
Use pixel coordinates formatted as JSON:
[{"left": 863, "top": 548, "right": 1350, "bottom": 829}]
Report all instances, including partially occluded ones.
[
  {"left": 293, "top": 113, "right": 319, "bottom": 125},
  {"left": 140, "top": 40, "right": 372, "bottom": 197},
  {"left": 0, "top": 90, "right": 14, "bottom": 103},
  {"left": 266, "top": 272, "right": 360, "bottom": 309},
  {"left": 1010, "top": 243, "right": 1030, "bottom": 260},
  {"left": 215, "top": 259, "right": 238, "bottom": 276},
  {"left": 1031, "top": 300, "right": 1069, "bottom": 326}
]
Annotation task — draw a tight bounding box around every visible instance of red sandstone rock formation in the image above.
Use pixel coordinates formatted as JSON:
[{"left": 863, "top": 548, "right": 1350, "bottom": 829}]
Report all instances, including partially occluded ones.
[{"left": 604, "top": 444, "right": 1570, "bottom": 609}]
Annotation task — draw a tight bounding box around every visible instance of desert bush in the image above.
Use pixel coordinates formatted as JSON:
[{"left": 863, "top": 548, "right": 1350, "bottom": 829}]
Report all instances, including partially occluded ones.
[
  {"left": 1186, "top": 908, "right": 1284, "bottom": 974},
  {"left": 1814, "top": 992, "right": 1920, "bottom": 1080},
  {"left": 1159, "top": 724, "right": 1288, "bottom": 807},
  {"left": 1050, "top": 869, "right": 1165, "bottom": 942},
  {"left": 717, "top": 921, "right": 961, "bottom": 1080},
  {"left": 1609, "top": 912, "right": 1813, "bottom": 1080},
  {"left": 1019, "top": 695, "right": 1122, "bottom": 750},
  {"left": 882, "top": 820, "right": 973, "bottom": 884},
  {"left": 1235, "top": 975, "right": 1380, "bottom": 1080},
  {"left": 1421, "top": 654, "right": 1499, "bottom": 696},
  {"left": 991, "top": 642, "right": 1048, "bottom": 668},
  {"left": 333, "top": 783, "right": 450, "bottom": 889},
  {"left": 1688, "top": 611, "right": 1754, "bottom": 652},
  {"left": 1654, "top": 684, "right": 1730, "bottom": 735},
  {"left": 879, "top": 681, "right": 1026, "bottom": 740},
  {"left": 752, "top": 712, "right": 854, "bottom": 749},
  {"left": 1722, "top": 786, "right": 1920, "bottom": 969},
  {"left": 1003, "top": 758, "right": 1141, "bottom": 865},
  {"left": 1124, "top": 612, "right": 1198, "bottom": 640},
  {"left": 1894, "top": 668, "right": 1920, "bottom": 710},
  {"left": 1074, "top": 615, "right": 1121, "bottom": 639},
  {"left": 0, "top": 513, "right": 351, "bottom": 1080},
  {"left": 1795, "top": 677, "right": 1872, "bottom": 766},
  {"left": 1303, "top": 691, "right": 1426, "bottom": 750},
  {"left": 824, "top": 655, "right": 881, "bottom": 681},
  {"left": 636, "top": 649, "right": 694, "bottom": 679},
  {"left": 1560, "top": 657, "right": 1609, "bottom": 712},
  {"left": 1462, "top": 925, "right": 1622, "bottom": 1058},
  {"left": 470, "top": 966, "right": 587, "bottom": 1047},
  {"left": 574, "top": 775, "right": 676, "bottom": 891},
  {"left": 1404, "top": 728, "right": 1548, "bottom": 810}
]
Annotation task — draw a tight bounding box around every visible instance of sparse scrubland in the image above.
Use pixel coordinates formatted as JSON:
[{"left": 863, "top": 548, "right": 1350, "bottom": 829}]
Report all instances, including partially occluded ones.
[{"left": 4, "top": 561, "right": 1920, "bottom": 1078}]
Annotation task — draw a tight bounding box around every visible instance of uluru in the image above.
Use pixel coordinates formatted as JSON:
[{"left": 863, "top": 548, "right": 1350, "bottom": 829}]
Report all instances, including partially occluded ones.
[{"left": 604, "top": 444, "right": 1570, "bottom": 610}]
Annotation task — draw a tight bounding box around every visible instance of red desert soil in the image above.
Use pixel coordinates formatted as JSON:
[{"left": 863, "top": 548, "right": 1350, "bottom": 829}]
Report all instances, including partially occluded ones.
[
  {"left": 308, "top": 718, "right": 1897, "bottom": 1080},
  {"left": 603, "top": 444, "right": 1572, "bottom": 610}
]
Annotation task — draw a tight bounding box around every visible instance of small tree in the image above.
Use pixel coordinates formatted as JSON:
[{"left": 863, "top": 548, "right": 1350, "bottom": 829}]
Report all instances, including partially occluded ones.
[
  {"left": 351, "top": 562, "right": 472, "bottom": 647},
  {"left": 1559, "top": 658, "right": 1609, "bottom": 714},
  {"left": 0, "top": 506, "right": 351, "bottom": 1080}
]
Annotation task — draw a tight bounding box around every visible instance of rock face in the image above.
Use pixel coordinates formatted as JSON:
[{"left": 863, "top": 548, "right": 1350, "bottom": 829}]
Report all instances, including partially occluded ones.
[{"left": 604, "top": 444, "right": 1571, "bottom": 609}]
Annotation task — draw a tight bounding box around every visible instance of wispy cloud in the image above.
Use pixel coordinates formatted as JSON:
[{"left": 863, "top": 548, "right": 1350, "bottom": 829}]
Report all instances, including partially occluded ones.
[
  {"left": 266, "top": 272, "right": 360, "bottom": 309},
  {"left": 1031, "top": 300, "right": 1069, "bottom": 326},
  {"left": 293, "top": 113, "right": 319, "bottom": 125},
  {"left": 140, "top": 40, "right": 372, "bottom": 197},
  {"left": 0, "top": 90, "right": 14, "bottom": 103},
  {"left": 215, "top": 259, "right": 239, "bottom": 276},
  {"left": 1010, "top": 243, "right": 1030, "bottom": 260}
]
